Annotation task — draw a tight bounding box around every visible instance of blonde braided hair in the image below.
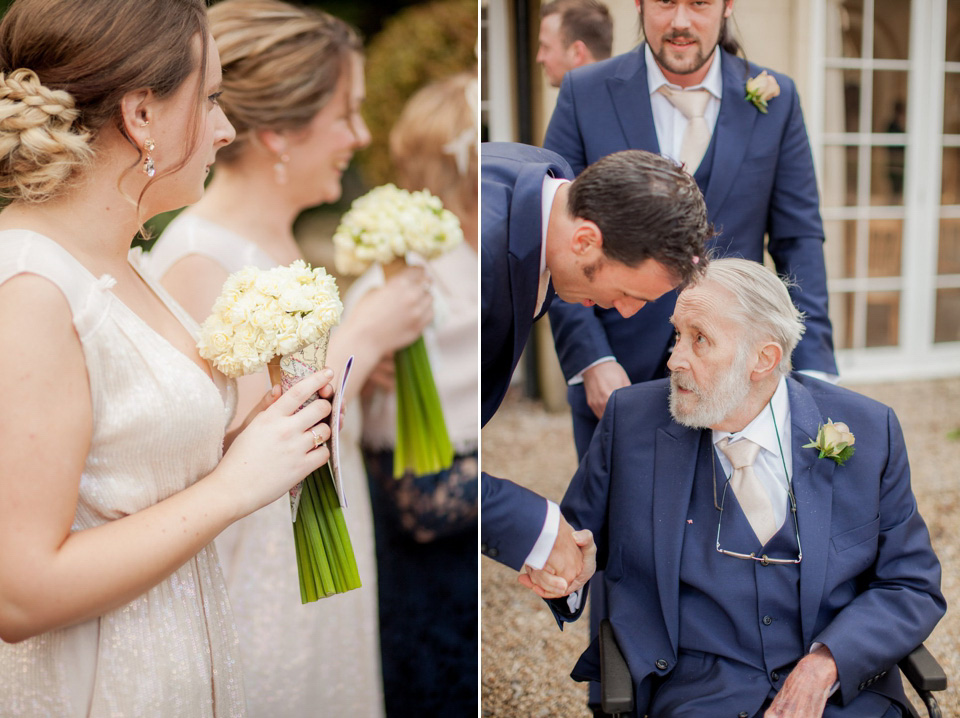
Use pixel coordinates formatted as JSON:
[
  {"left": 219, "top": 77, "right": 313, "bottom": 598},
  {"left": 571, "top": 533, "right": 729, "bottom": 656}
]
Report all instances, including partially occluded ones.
[{"left": 0, "top": 69, "right": 94, "bottom": 203}]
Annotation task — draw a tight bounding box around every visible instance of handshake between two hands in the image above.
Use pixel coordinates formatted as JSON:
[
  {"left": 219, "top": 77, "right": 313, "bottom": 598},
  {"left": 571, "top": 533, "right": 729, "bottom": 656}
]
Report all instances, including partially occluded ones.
[{"left": 518, "top": 516, "right": 597, "bottom": 600}]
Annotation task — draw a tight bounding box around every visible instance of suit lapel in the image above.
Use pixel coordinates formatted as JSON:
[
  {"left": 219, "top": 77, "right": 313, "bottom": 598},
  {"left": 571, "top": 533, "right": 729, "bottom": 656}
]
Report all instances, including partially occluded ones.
[
  {"left": 787, "top": 377, "right": 836, "bottom": 644},
  {"left": 506, "top": 162, "right": 550, "bottom": 365},
  {"left": 652, "top": 422, "right": 702, "bottom": 651},
  {"left": 607, "top": 46, "right": 661, "bottom": 154},
  {"left": 703, "top": 51, "right": 757, "bottom": 215}
]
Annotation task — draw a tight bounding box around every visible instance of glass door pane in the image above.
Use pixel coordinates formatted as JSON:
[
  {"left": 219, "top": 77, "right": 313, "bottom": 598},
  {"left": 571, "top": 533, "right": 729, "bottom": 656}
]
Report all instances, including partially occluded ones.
[
  {"left": 935, "top": 0, "right": 960, "bottom": 342},
  {"left": 823, "top": 0, "right": 908, "bottom": 351}
]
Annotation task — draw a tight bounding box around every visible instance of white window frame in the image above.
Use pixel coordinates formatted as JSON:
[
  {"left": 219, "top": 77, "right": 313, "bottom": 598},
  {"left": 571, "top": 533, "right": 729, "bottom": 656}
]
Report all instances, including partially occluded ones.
[{"left": 808, "top": 0, "right": 960, "bottom": 382}]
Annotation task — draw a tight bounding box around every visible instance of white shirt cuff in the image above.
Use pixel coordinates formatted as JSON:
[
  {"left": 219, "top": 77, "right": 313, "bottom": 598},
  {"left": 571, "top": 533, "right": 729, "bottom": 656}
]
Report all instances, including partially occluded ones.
[
  {"left": 566, "top": 589, "right": 583, "bottom": 613},
  {"left": 523, "top": 500, "right": 560, "bottom": 570},
  {"left": 568, "top": 356, "right": 616, "bottom": 386}
]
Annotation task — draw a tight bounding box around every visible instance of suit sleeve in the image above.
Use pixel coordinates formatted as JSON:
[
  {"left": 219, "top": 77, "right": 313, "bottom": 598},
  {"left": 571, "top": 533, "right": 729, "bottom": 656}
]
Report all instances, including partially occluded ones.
[
  {"left": 765, "top": 83, "right": 838, "bottom": 375},
  {"left": 545, "top": 392, "right": 618, "bottom": 627},
  {"left": 811, "top": 407, "right": 945, "bottom": 705},
  {"left": 480, "top": 472, "right": 550, "bottom": 571},
  {"left": 543, "top": 74, "right": 588, "bottom": 176},
  {"left": 548, "top": 300, "right": 616, "bottom": 382}
]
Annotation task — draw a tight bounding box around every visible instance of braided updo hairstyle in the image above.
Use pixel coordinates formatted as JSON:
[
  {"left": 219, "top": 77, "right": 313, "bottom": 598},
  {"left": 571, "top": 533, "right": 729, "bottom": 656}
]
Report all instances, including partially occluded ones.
[{"left": 0, "top": 0, "right": 209, "bottom": 203}]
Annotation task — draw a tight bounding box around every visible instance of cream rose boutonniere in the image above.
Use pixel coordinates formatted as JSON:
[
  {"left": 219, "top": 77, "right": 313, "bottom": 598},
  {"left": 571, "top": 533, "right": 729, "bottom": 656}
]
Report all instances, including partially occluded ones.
[
  {"left": 745, "top": 70, "right": 781, "bottom": 114},
  {"left": 803, "top": 419, "right": 856, "bottom": 466}
]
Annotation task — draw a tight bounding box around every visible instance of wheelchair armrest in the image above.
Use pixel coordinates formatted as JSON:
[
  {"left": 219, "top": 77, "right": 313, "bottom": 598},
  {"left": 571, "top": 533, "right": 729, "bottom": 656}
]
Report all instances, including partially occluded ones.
[
  {"left": 899, "top": 643, "right": 947, "bottom": 693},
  {"left": 599, "top": 618, "right": 634, "bottom": 716}
]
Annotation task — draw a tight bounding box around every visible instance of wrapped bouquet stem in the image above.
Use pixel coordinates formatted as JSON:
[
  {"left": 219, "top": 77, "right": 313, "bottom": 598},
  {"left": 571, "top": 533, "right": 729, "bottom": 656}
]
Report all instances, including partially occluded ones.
[
  {"left": 199, "top": 261, "right": 360, "bottom": 603},
  {"left": 382, "top": 259, "right": 454, "bottom": 478},
  {"left": 334, "top": 184, "right": 463, "bottom": 478}
]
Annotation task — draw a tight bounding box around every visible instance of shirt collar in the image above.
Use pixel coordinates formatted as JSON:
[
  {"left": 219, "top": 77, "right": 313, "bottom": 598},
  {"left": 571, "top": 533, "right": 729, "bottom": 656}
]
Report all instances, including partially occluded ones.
[
  {"left": 540, "top": 175, "right": 569, "bottom": 275},
  {"left": 645, "top": 42, "right": 723, "bottom": 100},
  {"left": 713, "top": 375, "right": 790, "bottom": 463}
]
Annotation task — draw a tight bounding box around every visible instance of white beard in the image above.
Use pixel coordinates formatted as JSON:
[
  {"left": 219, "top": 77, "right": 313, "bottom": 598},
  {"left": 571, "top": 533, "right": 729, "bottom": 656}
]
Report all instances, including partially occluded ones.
[{"left": 669, "top": 347, "right": 752, "bottom": 429}]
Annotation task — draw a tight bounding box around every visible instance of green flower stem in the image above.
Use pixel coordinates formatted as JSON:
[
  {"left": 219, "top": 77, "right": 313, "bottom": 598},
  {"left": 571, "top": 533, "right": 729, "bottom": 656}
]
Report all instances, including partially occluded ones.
[
  {"left": 298, "top": 480, "right": 335, "bottom": 596},
  {"left": 395, "top": 370, "right": 409, "bottom": 477},
  {"left": 320, "top": 466, "right": 362, "bottom": 588},
  {"left": 315, "top": 468, "right": 351, "bottom": 591},
  {"left": 392, "top": 336, "right": 454, "bottom": 478},
  {"left": 293, "top": 510, "right": 316, "bottom": 603},
  {"left": 291, "top": 463, "right": 363, "bottom": 602},
  {"left": 305, "top": 473, "right": 340, "bottom": 594}
]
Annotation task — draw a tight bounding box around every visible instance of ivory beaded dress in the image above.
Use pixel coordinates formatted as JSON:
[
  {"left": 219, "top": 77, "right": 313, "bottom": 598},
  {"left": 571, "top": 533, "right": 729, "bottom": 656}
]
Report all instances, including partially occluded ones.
[
  {"left": 148, "top": 214, "right": 384, "bottom": 718},
  {"left": 0, "top": 230, "right": 244, "bottom": 717}
]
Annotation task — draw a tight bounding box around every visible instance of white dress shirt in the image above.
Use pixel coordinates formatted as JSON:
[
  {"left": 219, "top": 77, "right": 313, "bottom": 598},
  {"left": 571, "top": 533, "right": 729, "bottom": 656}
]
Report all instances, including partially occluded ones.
[
  {"left": 535, "top": 175, "right": 568, "bottom": 318},
  {"left": 645, "top": 44, "right": 723, "bottom": 165}
]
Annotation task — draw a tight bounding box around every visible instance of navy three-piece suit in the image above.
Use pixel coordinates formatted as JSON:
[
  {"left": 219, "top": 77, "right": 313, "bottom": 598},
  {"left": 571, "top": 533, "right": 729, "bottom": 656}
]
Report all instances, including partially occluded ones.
[
  {"left": 543, "top": 45, "right": 838, "bottom": 456},
  {"left": 480, "top": 142, "right": 574, "bottom": 569},
  {"left": 551, "top": 374, "right": 944, "bottom": 717}
]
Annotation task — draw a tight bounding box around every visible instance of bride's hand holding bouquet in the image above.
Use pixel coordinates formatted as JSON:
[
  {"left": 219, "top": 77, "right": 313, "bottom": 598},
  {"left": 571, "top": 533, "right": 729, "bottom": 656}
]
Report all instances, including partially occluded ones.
[
  {"left": 198, "top": 260, "right": 361, "bottom": 603},
  {"left": 216, "top": 369, "right": 334, "bottom": 516}
]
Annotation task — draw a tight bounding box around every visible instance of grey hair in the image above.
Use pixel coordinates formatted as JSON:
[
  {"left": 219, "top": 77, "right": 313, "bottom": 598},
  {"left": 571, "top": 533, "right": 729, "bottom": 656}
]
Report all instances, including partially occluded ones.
[{"left": 701, "top": 258, "right": 805, "bottom": 376}]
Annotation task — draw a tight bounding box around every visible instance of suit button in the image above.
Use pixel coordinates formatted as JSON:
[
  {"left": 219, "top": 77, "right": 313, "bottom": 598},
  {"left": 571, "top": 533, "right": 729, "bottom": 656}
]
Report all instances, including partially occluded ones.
[
  {"left": 858, "top": 682, "right": 866, "bottom": 690},
  {"left": 762, "top": 615, "right": 773, "bottom": 626},
  {"left": 771, "top": 671, "right": 780, "bottom": 682},
  {"left": 480, "top": 543, "right": 487, "bottom": 552},
  {"left": 655, "top": 659, "right": 668, "bottom": 670},
  {"left": 739, "top": 712, "right": 749, "bottom": 717},
  {"left": 488, "top": 547, "right": 499, "bottom": 558}
]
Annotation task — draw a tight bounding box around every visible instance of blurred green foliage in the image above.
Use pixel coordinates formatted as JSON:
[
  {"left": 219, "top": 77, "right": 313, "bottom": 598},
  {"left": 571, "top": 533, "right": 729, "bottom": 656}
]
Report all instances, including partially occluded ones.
[{"left": 357, "top": 0, "right": 477, "bottom": 188}]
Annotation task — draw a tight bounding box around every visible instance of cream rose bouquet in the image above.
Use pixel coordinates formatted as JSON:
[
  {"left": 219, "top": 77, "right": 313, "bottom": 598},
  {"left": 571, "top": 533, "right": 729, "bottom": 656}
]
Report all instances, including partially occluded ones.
[
  {"left": 198, "top": 260, "right": 361, "bottom": 602},
  {"left": 333, "top": 184, "right": 462, "bottom": 478}
]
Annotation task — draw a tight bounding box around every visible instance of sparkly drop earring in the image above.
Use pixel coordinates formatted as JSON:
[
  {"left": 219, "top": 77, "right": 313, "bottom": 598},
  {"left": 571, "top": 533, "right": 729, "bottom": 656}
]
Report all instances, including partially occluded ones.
[
  {"left": 273, "top": 151, "right": 290, "bottom": 185},
  {"left": 142, "top": 138, "right": 156, "bottom": 177},
  {"left": 140, "top": 120, "right": 156, "bottom": 177}
]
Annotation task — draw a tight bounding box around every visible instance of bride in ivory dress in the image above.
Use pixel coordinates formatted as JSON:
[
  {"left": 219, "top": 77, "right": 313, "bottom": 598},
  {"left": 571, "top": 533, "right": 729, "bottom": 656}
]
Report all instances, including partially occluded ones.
[
  {"left": 0, "top": 0, "right": 336, "bottom": 716},
  {"left": 147, "top": 1, "right": 433, "bottom": 715}
]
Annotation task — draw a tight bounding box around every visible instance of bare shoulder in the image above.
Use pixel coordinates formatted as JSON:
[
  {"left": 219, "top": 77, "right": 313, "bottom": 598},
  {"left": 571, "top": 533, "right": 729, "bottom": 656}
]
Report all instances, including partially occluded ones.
[
  {"left": 0, "top": 271, "right": 92, "bottom": 458},
  {"left": 0, "top": 272, "right": 78, "bottom": 355}
]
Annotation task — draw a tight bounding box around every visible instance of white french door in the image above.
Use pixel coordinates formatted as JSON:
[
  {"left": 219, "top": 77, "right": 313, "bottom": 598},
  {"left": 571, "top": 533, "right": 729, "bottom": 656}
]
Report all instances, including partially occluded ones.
[{"left": 810, "top": 0, "right": 960, "bottom": 380}]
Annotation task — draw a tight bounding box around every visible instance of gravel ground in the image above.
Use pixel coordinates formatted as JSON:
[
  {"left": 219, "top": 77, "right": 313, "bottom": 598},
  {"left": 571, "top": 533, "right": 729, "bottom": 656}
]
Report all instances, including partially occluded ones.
[{"left": 481, "top": 377, "right": 960, "bottom": 717}]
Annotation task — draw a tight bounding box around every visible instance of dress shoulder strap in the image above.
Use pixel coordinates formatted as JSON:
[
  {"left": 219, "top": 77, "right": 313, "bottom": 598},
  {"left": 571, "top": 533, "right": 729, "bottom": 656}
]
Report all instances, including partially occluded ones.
[
  {"left": 146, "top": 214, "right": 275, "bottom": 277},
  {"left": 0, "top": 229, "right": 114, "bottom": 337}
]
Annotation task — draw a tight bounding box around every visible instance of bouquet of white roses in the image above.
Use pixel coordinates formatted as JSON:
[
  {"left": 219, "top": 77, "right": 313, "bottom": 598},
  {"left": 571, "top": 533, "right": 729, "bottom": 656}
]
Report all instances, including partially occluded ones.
[
  {"left": 333, "top": 184, "right": 462, "bottom": 479},
  {"left": 198, "top": 260, "right": 361, "bottom": 603}
]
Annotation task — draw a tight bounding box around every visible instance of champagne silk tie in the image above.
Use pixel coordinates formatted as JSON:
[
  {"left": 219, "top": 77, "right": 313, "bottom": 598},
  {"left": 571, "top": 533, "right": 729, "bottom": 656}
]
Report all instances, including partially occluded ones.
[
  {"left": 717, "top": 436, "right": 777, "bottom": 545},
  {"left": 658, "top": 86, "right": 712, "bottom": 174}
]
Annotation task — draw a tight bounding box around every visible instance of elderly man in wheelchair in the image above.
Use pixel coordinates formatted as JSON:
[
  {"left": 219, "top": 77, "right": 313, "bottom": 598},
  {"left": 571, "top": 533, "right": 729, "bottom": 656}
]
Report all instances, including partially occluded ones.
[{"left": 522, "top": 260, "right": 947, "bottom": 718}]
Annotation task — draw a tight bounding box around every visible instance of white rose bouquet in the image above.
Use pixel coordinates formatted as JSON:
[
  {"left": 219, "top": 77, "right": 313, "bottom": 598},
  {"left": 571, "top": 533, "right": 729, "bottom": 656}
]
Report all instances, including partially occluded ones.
[
  {"left": 333, "top": 184, "right": 462, "bottom": 479},
  {"left": 198, "top": 260, "right": 361, "bottom": 602}
]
